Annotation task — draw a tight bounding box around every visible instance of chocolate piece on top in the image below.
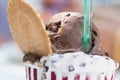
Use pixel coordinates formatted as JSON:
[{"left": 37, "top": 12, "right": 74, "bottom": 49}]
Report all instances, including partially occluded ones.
[{"left": 23, "top": 52, "right": 40, "bottom": 63}]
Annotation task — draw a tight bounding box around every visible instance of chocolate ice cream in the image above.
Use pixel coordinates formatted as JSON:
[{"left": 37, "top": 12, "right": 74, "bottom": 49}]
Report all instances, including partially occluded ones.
[{"left": 46, "top": 12, "right": 106, "bottom": 55}]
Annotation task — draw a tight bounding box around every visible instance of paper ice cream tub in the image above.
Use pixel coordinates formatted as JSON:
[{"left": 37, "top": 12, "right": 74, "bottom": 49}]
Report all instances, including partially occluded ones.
[
  {"left": 25, "top": 62, "right": 43, "bottom": 80},
  {"left": 25, "top": 64, "right": 116, "bottom": 80},
  {"left": 24, "top": 52, "right": 119, "bottom": 80}
]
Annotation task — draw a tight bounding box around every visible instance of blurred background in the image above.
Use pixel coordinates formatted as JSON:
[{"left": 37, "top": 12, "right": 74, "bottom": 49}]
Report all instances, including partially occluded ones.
[{"left": 0, "top": 0, "right": 120, "bottom": 80}]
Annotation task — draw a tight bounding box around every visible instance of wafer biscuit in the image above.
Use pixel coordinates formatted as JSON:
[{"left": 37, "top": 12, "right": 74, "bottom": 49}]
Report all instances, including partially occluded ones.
[{"left": 8, "top": 0, "right": 52, "bottom": 57}]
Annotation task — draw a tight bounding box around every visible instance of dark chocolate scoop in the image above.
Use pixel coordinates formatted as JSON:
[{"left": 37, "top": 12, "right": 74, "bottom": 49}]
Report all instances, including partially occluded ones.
[{"left": 46, "top": 12, "right": 107, "bottom": 55}]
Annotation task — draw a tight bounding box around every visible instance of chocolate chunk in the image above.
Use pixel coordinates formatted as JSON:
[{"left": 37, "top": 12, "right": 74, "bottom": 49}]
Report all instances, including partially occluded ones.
[
  {"left": 43, "top": 73, "right": 47, "bottom": 79},
  {"left": 23, "top": 52, "right": 40, "bottom": 63},
  {"left": 92, "top": 30, "right": 97, "bottom": 36},
  {"left": 46, "top": 23, "right": 58, "bottom": 32},
  {"left": 68, "top": 65, "right": 74, "bottom": 72},
  {"left": 59, "top": 55, "right": 64, "bottom": 58},
  {"left": 45, "top": 66, "right": 49, "bottom": 72},
  {"left": 105, "top": 57, "right": 110, "bottom": 60},
  {"left": 43, "top": 60, "right": 47, "bottom": 66},
  {"left": 80, "top": 63, "right": 86, "bottom": 67},
  {"left": 105, "top": 52, "right": 109, "bottom": 56},
  {"left": 66, "top": 13, "right": 70, "bottom": 17},
  {"left": 51, "top": 59, "right": 57, "bottom": 63},
  {"left": 55, "top": 21, "right": 61, "bottom": 27},
  {"left": 46, "top": 21, "right": 61, "bottom": 33}
]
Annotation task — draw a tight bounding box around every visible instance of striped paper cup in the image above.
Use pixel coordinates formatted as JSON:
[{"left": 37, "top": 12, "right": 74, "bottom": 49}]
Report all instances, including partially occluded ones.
[
  {"left": 25, "top": 63, "right": 116, "bottom": 80},
  {"left": 49, "top": 71, "right": 115, "bottom": 80},
  {"left": 25, "top": 62, "right": 42, "bottom": 80}
]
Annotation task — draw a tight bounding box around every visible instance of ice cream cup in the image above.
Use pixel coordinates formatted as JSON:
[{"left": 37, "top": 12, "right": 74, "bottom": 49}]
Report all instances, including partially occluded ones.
[
  {"left": 49, "top": 71, "right": 115, "bottom": 80},
  {"left": 25, "top": 62, "right": 42, "bottom": 80},
  {"left": 24, "top": 52, "right": 119, "bottom": 80},
  {"left": 25, "top": 64, "right": 117, "bottom": 80}
]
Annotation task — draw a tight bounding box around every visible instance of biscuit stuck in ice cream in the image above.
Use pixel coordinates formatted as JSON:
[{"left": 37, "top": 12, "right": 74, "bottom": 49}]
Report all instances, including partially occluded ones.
[{"left": 8, "top": 0, "right": 52, "bottom": 57}]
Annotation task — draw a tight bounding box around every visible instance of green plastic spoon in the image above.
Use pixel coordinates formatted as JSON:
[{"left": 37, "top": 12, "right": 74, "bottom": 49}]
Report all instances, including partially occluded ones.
[{"left": 81, "top": 0, "right": 92, "bottom": 52}]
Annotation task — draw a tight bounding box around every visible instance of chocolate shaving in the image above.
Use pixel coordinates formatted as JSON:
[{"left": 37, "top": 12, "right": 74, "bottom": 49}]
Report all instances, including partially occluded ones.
[
  {"left": 92, "top": 30, "right": 98, "bottom": 36},
  {"left": 105, "top": 57, "right": 110, "bottom": 60},
  {"left": 51, "top": 59, "right": 57, "bottom": 63},
  {"left": 105, "top": 52, "right": 109, "bottom": 56},
  {"left": 66, "top": 13, "right": 70, "bottom": 17},
  {"left": 45, "top": 66, "right": 49, "bottom": 72},
  {"left": 68, "top": 65, "right": 75, "bottom": 72},
  {"left": 46, "top": 21, "right": 61, "bottom": 33},
  {"left": 80, "top": 63, "right": 86, "bottom": 67},
  {"left": 23, "top": 52, "right": 40, "bottom": 63}
]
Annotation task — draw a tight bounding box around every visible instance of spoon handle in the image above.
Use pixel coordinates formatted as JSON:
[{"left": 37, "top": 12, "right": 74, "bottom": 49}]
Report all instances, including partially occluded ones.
[{"left": 82, "top": 0, "right": 92, "bottom": 52}]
